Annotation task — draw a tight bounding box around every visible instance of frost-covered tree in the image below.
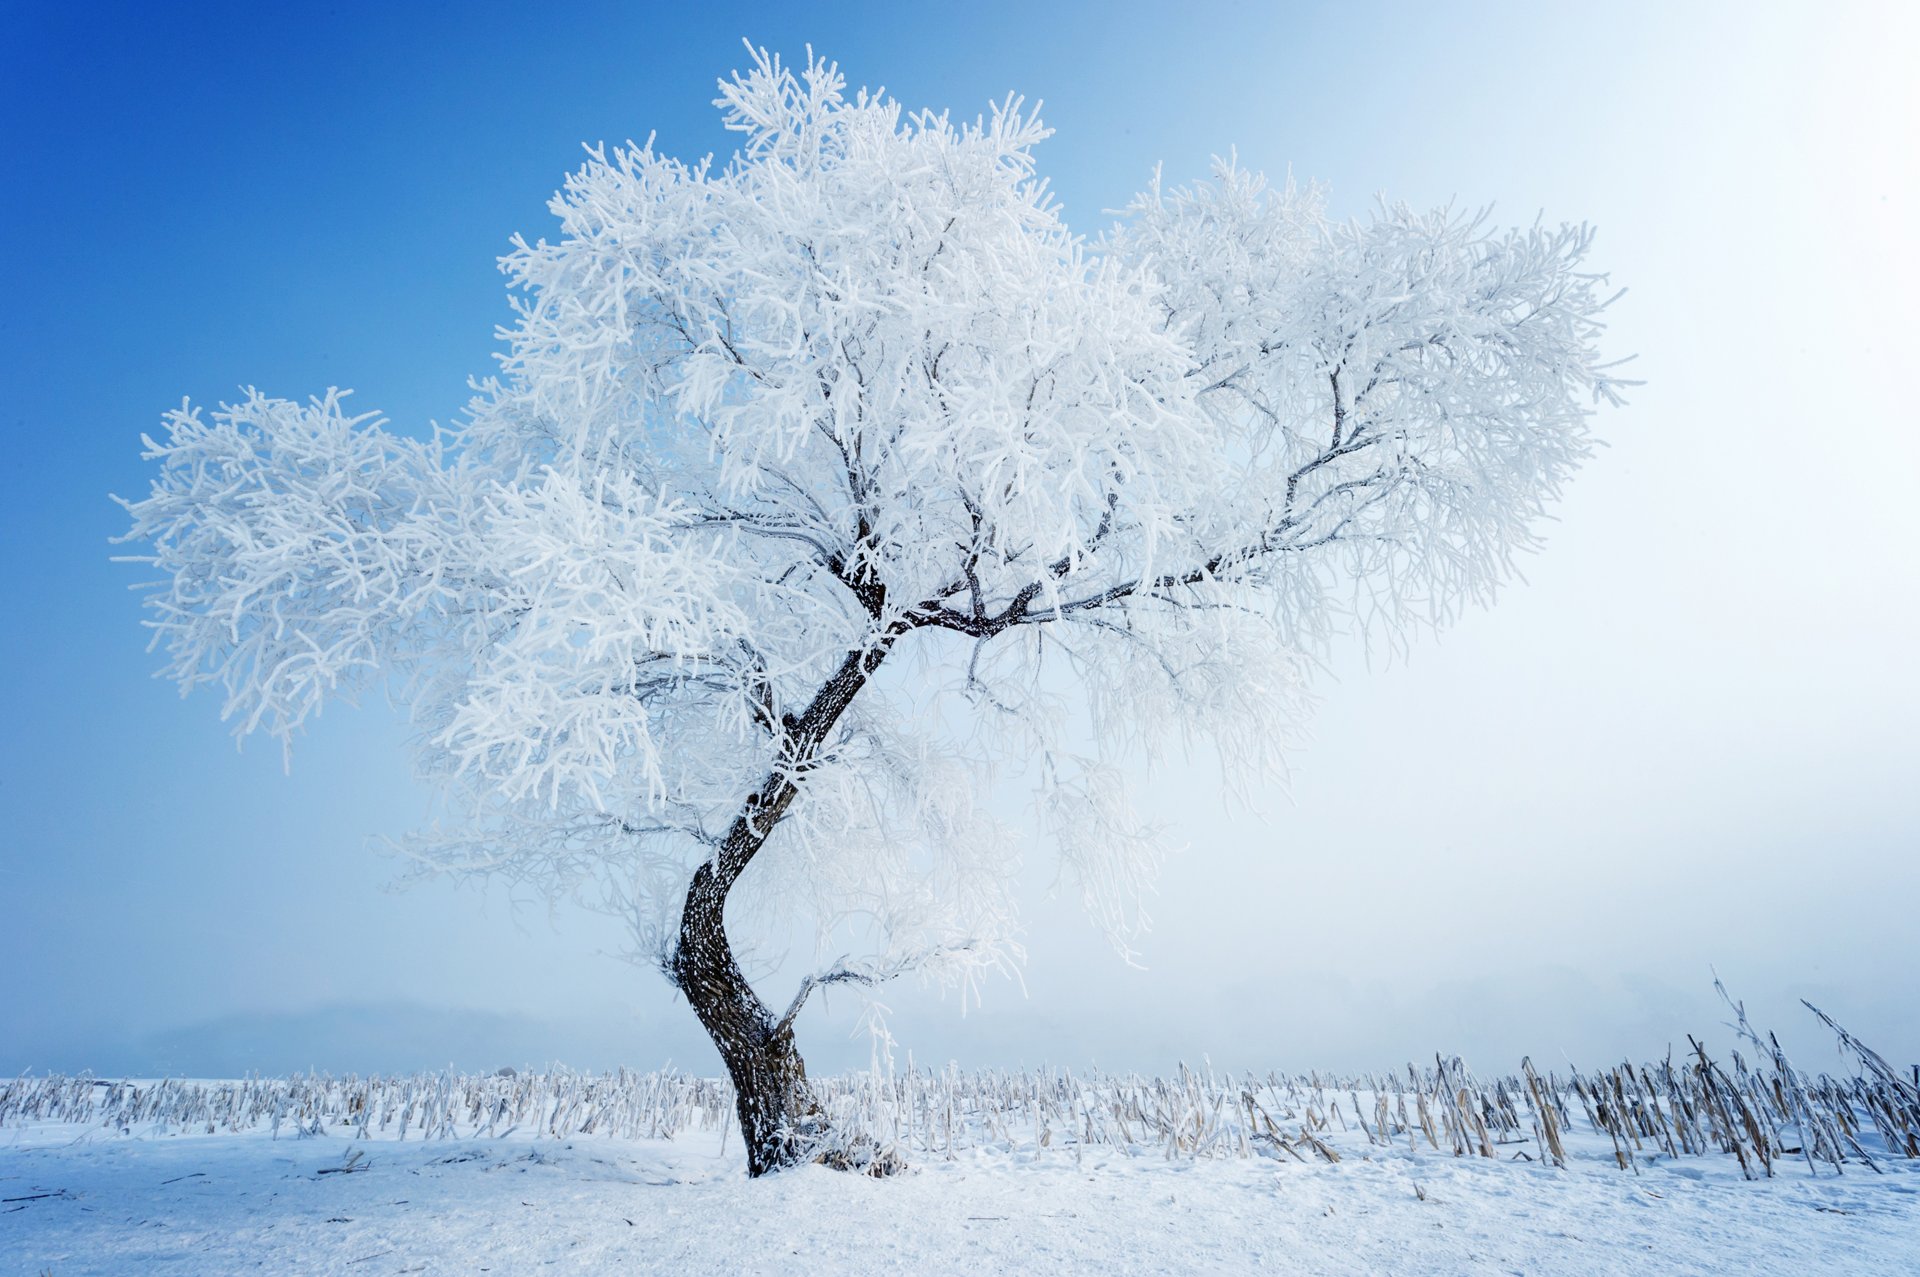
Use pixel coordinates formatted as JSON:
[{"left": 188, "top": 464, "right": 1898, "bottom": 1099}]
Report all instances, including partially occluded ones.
[{"left": 118, "top": 50, "right": 1624, "bottom": 1175}]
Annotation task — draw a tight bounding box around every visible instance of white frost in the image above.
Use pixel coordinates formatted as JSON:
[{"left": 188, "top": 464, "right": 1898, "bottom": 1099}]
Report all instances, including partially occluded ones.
[{"left": 116, "top": 48, "right": 1626, "bottom": 1002}]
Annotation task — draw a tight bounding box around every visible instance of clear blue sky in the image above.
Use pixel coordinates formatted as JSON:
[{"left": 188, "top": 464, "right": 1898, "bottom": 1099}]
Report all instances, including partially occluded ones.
[{"left": 4, "top": 0, "right": 1915, "bottom": 1078}]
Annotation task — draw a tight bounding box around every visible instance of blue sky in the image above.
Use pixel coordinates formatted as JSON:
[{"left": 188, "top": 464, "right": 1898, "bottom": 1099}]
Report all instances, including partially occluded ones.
[{"left": 4, "top": 0, "right": 1916, "bottom": 1078}]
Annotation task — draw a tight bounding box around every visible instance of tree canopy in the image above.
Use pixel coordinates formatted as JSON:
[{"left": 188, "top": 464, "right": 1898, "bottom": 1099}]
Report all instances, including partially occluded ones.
[{"left": 120, "top": 49, "right": 1623, "bottom": 1169}]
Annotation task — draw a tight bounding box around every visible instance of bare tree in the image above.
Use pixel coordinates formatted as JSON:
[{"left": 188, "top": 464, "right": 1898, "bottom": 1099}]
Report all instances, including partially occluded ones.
[{"left": 118, "top": 49, "right": 1625, "bottom": 1175}]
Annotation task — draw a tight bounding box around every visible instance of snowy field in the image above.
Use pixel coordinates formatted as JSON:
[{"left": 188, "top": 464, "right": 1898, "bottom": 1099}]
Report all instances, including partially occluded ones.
[
  {"left": 3, "top": 1123, "right": 1917, "bottom": 1276},
  {"left": 4, "top": 1064, "right": 1916, "bottom": 1276}
]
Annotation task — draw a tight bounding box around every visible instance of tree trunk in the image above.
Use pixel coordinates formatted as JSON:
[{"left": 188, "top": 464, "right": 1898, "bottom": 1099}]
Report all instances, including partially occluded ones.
[
  {"left": 668, "top": 635, "right": 910, "bottom": 1176},
  {"left": 670, "top": 859, "right": 820, "bottom": 1177}
]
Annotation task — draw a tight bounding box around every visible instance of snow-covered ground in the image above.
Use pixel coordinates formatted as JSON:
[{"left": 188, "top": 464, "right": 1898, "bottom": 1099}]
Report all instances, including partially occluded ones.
[{"left": 6, "top": 1116, "right": 1916, "bottom": 1275}]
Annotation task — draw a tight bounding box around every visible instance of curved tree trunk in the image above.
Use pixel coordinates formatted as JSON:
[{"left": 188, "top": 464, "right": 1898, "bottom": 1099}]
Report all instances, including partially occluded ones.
[
  {"left": 667, "top": 635, "right": 907, "bottom": 1176},
  {"left": 671, "top": 859, "right": 818, "bottom": 1176}
]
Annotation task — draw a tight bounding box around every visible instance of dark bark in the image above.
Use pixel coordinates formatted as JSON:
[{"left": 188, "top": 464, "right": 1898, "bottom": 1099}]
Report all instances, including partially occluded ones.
[
  {"left": 668, "top": 634, "right": 904, "bottom": 1176},
  {"left": 671, "top": 858, "right": 819, "bottom": 1176}
]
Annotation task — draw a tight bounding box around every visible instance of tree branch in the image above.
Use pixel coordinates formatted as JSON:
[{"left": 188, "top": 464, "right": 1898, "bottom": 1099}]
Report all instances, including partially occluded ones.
[{"left": 772, "top": 943, "right": 980, "bottom": 1038}]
